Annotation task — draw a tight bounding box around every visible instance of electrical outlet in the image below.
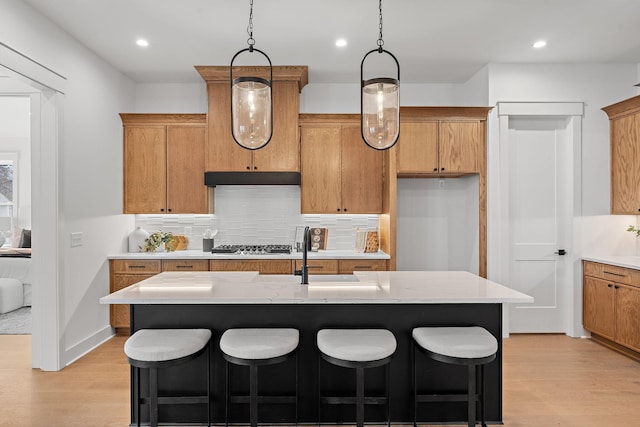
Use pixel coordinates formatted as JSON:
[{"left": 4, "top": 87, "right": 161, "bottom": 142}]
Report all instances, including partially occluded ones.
[{"left": 70, "top": 232, "right": 83, "bottom": 247}]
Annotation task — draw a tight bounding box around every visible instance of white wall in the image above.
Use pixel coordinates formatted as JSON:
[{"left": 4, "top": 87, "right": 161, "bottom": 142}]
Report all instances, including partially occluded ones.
[
  {"left": 1, "top": 0, "right": 136, "bottom": 367},
  {"left": 135, "top": 82, "right": 207, "bottom": 113}
]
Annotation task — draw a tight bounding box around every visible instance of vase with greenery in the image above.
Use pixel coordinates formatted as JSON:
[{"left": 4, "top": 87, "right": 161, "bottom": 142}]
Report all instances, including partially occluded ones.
[{"left": 141, "top": 231, "right": 175, "bottom": 252}]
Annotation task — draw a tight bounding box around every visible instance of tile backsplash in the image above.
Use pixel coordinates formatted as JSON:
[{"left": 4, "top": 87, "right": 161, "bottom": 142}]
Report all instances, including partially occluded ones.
[{"left": 135, "top": 186, "right": 380, "bottom": 250}]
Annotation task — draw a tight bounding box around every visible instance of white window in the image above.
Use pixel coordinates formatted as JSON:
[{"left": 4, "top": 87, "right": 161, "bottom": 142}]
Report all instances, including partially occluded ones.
[{"left": 0, "top": 153, "right": 18, "bottom": 247}]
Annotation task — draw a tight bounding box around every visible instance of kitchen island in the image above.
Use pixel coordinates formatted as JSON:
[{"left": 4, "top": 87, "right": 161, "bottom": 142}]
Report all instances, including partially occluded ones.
[{"left": 100, "top": 271, "right": 532, "bottom": 425}]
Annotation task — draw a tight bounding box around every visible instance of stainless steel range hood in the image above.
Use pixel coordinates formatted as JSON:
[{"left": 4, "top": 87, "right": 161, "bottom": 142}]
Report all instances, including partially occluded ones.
[{"left": 204, "top": 172, "right": 301, "bottom": 187}]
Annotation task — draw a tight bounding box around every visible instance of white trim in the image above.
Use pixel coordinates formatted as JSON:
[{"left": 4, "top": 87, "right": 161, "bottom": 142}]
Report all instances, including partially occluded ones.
[
  {"left": 64, "top": 326, "right": 115, "bottom": 367},
  {"left": 0, "top": 42, "right": 66, "bottom": 93},
  {"left": 497, "top": 102, "right": 584, "bottom": 117},
  {"left": 496, "top": 102, "right": 583, "bottom": 338}
]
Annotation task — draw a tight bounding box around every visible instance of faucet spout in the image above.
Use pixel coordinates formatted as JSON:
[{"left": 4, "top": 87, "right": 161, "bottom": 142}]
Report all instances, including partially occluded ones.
[{"left": 294, "top": 226, "right": 311, "bottom": 285}]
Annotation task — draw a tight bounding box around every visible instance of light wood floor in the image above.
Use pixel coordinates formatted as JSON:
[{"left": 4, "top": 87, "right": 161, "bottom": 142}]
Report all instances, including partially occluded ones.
[{"left": 1, "top": 334, "right": 640, "bottom": 426}]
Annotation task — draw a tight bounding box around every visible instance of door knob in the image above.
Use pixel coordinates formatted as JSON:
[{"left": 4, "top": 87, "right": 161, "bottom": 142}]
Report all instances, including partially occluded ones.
[{"left": 555, "top": 249, "right": 567, "bottom": 256}]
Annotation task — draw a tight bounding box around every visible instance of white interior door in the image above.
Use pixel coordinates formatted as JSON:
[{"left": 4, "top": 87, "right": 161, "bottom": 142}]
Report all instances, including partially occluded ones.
[{"left": 507, "top": 117, "right": 572, "bottom": 333}]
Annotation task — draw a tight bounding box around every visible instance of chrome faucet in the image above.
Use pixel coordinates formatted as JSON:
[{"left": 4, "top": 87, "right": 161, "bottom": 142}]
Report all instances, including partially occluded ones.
[{"left": 294, "top": 226, "right": 311, "bottom": 285}]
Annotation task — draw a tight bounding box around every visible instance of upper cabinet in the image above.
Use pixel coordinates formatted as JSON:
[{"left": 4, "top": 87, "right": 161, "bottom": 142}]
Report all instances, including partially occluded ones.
[
  {"left": 120, "top": 114, "right": 209, "bottom": 214},
  {"left": 195, "top": 66, "right": 308, "bottom": 172},
  {"left": 396, "top": 107, "right": 491, "bottom": 176},
  {"left": 603, "top": 95, "right": 640, "bottom": 215},
  {"left": 299, "top": 114, "right": 383, "bottom": 214}
]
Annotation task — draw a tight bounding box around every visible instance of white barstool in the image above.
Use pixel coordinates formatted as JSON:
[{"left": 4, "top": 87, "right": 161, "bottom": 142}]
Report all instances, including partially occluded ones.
[
  {"left": 124, "top": 328, "right": 212, "bottom": 427},
  {"left": 317, "top": 329, "right": 397, "bottom": 427},
  {"left": 412, "top": 326, "right": 498, "bottom": 427},
  {"left": 219, "top": 328, "right": 299, "bottom": 427}
]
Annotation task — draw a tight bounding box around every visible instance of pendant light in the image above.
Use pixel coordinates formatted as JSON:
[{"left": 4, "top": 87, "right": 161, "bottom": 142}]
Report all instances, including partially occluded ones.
[
  {"left": 361, "top": 0, "right": 400, "bottom": 150},
  {"left": 230, "top": 0, "right": 273, "bottom": 150}
]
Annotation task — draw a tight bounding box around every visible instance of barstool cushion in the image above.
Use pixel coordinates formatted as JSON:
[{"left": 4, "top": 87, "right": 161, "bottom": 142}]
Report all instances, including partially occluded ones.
[
  {"left": 220, "top": 328, "right": 299, "bottom": 360},
  {"left": 412, "top": 326, "right": 498, "bottom": 359},
  {"left": 124, "top": 329, "right": 212, "bottom": 362},
  {"left": 317, "top": 329, "right": 397, "bottom": 362}
]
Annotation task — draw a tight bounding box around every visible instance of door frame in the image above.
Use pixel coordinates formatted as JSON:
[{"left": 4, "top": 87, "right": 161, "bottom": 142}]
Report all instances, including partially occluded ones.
[
  {"left": 496, "top": 102, "right": 584, "bottom": 337},
  {"left": 1, "top": 42, "right": 66, "bottom": 370}
]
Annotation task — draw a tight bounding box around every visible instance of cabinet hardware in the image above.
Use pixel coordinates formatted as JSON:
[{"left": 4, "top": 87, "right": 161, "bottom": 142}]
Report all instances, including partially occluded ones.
[
  {"left": 176, "top": 265, "right": 193, "bottom": 269},
  {"left": 167, "top": 208, "right": 172, "bottom": 212},
  {"left": 441, "top": 167, "right": 445, "bottom": 171},
  {"left": 353, "top": 265, "right": 372, "bottom": 269},
  {"left": 246, "top": 166, "right": 250, "bottom": 170},
  {"left": 254, "top": 166, "right": 257, "bottom": 170},
  {"left": 128, "top": 265, "right": 147, "bottom": 269},
  {"left": 608, "top": 284, "right": 613, "bottom": 288},
  {"left": 344, "top": 208, "right": 348, "bottom": 212},
  {"left": 433, "top": 168, "right": 438, "bottom": 172},
  {"left": 555, "top": 249, "right": 566, "bottom": 256},
  {"left": 615, "top": 285, "right": 620, "bottom": 289},
  {"left": 160, "top": 208, "right": 164, "bottom": 212},
  {"left": 336, "top": 208, "right": 341, "bottom": 212},
  {"left": 604, "top": 271, "right": 625, "bottom": 277}
]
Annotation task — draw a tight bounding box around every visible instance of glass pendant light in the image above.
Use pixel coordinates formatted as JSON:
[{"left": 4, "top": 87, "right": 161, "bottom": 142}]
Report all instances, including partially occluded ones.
[
  {"left": 230, "top": 0, "right": 273, "bottom": 150},
  {"left": 361, "top": 0, "right": 400, "bottom": 150}
]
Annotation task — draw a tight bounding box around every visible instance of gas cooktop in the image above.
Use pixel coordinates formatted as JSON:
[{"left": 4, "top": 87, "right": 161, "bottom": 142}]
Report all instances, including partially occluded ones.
[{"left": 210, "top": 244, "right": 292, "bottom": 255}]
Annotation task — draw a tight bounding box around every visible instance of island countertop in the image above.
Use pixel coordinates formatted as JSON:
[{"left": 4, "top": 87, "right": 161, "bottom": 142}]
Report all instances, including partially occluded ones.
[{"left": 99, "top": 270, "right": 533, "bottom": 305}]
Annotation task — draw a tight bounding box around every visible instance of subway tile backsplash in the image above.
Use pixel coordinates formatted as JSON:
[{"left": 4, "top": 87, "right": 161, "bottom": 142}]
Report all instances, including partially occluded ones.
[{"left": 135, "top": 186, "right": 380, "bottom": 250}]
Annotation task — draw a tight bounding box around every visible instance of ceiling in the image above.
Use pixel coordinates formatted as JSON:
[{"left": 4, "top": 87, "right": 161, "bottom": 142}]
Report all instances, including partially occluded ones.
[{"left": 22, "top": 0, "right": 640, "bottom": 84}]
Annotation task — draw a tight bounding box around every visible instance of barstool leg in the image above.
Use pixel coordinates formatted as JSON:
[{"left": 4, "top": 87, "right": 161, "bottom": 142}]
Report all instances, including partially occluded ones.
[
  {"left": 295, "top": 352, "right": 299, "bottom": 427},
  {"left": 149, "top": 367, "right": 158, "bottom": 427},
  {"left": 135, "top": 367, "right": 141, "bottom": 427},
  {"left": 467, "top": 364, "right": 476, "bottom": 427},
  {"left": 386, "top": 361, "right": 391, "bottom": 427},
  {"left": 412, "top": 342, "right": 417, "bottom": 427},
  {"left": 356, "top": 366, "right": 364, "bottom": 427},
  {"left": 225, "top": 361, "right": 230, "bottom": 427},
  {"left": 207, "top": 345, "right": 211, "bottom": 427},
  {"left": 317, "top": 354, "right": 321, "bottom": 427},
  {"left": 480, "top": 364, "right": 487, "bottom": 427},
  {"left": 250, "top": 364, "right": 258, "bottom": 427}
]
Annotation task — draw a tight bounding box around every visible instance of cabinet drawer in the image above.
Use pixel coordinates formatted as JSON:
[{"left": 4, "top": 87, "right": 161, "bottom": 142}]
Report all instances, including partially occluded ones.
[
  {"left": 583, "top": 261, "right": 640, "bottom": 286},
  {"left": 294, "top": 259, "right": 338, "bottom": 275},
  {"left": 111, "top": 260, "right": 161, "bottom": 274},
  {"left": 162, "top": 260, "right": 209, "bottom": 271},
  {"left": 338, "top": 259, "right": 388, "bottom": 274},
  {"left": 209, "top": 260, "right": 293, "bottom": 274}
]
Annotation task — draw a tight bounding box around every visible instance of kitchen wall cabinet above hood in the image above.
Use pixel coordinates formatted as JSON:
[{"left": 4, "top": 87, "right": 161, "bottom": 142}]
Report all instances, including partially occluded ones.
[{"left": 204, "top": 171, "right": 301, "bottom": 187}]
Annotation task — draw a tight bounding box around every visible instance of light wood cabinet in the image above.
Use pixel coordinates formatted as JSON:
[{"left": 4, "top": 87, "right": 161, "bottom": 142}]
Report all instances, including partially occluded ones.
[
  {"left": 109, "top": 260, "right": 161, "bottom": 333},
  {"left": 209, "top": 259, "right": 293, "bottom": 274},
  {"left": 583, "top": 260, "right": 640, "bottom": 359},
  {"left": 121, "top": 114, "right": 208, "bottom": 214},
  {"left": 195, "top": 66, "right": 308, "bottom": 172},
  {"left": 603, "top": 95, "right": 640, "bottom": 214},
  {"left": 396, "top": 108, "right": 485, "bottom": 176},
  {"left": 299, "top": 115, "right": 383, "bottom": 214}
]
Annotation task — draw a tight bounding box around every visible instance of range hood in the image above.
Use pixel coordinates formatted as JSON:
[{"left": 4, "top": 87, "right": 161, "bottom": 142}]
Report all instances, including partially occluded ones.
[{"left": 205, "top": 171, "right": 301, "bottom": 187}]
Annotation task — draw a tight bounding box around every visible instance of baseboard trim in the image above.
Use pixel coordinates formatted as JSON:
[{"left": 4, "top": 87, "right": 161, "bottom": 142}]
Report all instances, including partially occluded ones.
[
  {"left": 590, "top": 333, "right": 640, "bottom": 362},
  {"left": 64, "top": 325, "right": 115, "bottom": 367}
]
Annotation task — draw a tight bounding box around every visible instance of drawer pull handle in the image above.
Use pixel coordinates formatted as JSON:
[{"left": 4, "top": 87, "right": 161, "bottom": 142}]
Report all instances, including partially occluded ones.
[
  {"left": 128, "top": 265, "right": 147, "bottom": 269},
  {"left": 604, "top": 271, "right": 625, "bottom": 277},
  {"left": 308, "top": 266, "right": 323, "bottom": 269},
  {"left": 353, "top": 265, "right": 372, "bottom": 269},
  {"left": 176, "top": 265, "right": 194, "bottom": 269}
]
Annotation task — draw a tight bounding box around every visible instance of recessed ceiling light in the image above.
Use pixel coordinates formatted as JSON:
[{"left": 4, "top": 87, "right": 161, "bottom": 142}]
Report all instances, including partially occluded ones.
[
  {"left": 533, "top": 40, "right": 547, "bottom": 49},
  {"left": 136, "top": 39, "right": 149, "bottom": 47},
  {"left": 335, "top": 39, "right": 347, "bottom": 47}
]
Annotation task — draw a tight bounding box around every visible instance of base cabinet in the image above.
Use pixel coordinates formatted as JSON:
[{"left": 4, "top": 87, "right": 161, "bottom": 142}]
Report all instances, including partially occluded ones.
[
  {"left": 209, "top": 259, "right": 293, "bottom": 274},
  {"left": 583, "top": 261, "right": 640, "bottom": 358}
]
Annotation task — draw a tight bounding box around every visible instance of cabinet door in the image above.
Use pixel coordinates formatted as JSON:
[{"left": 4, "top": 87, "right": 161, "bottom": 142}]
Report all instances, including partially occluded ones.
[
  {"left": 300, "top": 126, "right": 342, "bottom": 213},
  {"left": 253, "top": 81, "right": 300, "bottom": 172},
  {"left": 397, "top": 121, "right": 439, "bottom": 174},
  {"left": 340, "top": 126, "right": 383, "bottom": 213},
  {"left": 583, "top": 276, "right": 615, "bottom": 340},
  {"left": 166, "top": 125, "right": 208, "bottom": 213},
  {"left": 610, "top": 114, "right": 640, "bottom": 214},
  {"left": 206, "top": 82, "right": 253, "bottom": 171},
  {"left": 123, "top": 126, "right": 167, "bottom": 214},
  {"left": 614, "top": 284, "right": 640, "bottom": 352},
  {"left": 111, "top": 274, "right": 156, "bottom": 330},
  {"left": 439, "top": 121, "right": 481, "bottom": 173}
]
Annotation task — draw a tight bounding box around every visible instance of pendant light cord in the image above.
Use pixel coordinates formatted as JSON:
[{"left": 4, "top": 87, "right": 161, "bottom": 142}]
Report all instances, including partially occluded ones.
[
  {"left": 377, "top": 0, "right": 384, "bottom": 52},
  {"left": 247, "top": 0, "right": 255, "bottom": 50}
]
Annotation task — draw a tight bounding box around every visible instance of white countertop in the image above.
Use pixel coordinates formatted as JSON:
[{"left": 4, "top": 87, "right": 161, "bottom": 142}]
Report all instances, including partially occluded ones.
[
  {"left": 583, "top": 255, "right": 640, "bottom": 270},
  {"left": 108, "top": 249, "right": 390, "bottom": 260},
  {"left": 100, "top": 271, "right": 533, "bottom": 305}
]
